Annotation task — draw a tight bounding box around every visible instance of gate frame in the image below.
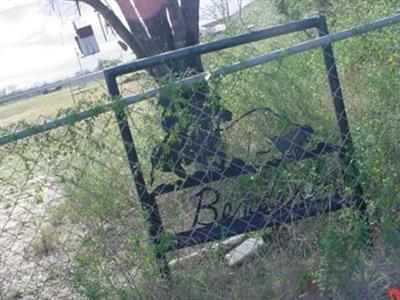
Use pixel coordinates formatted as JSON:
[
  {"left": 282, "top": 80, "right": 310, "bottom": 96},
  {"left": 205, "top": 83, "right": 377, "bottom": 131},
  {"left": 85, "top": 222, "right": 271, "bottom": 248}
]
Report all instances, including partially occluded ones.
[
  {"left": 104, "top": 14, "right": 364, "bottom": 278},
  {"left": 0, "top": 11, "right": 398, "bottom": 283}
]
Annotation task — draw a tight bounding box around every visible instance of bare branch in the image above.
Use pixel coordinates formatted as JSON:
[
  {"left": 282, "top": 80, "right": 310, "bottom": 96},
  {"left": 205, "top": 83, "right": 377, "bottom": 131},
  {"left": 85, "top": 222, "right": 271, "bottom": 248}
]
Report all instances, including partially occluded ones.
[
  {"left": 75, "top": 0, "right": 169, "bottom": 76},
  {"left": 133, "top": 0, "right": 175, "bottom": 52},
  {"left": 180, "top": 0, "right": 200, "bottom": 46},
  {"left": 165, "top": 0, "right": 188, "bottom": 72},
  {"left": 165, "top": 0, "right": 187, "bottom": 49},
  {"left": 76, "top": 0, "right": 145, "bottom": 58},
  {"left": 180, "top": 0, "right": 203, "bottom": 72},
  {"left": 115, "top": 0, "right": 162, "bottom": 57}
]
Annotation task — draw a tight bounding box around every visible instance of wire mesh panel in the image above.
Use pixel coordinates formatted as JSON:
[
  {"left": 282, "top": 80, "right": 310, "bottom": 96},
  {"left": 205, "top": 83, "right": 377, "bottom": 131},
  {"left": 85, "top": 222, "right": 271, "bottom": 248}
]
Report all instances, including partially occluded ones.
[
  {"left": 0, "top": 12, "right": 399, "bottom": 300},
  {"left": 102, "top": 14, "right": 370, "bottom": 278}
]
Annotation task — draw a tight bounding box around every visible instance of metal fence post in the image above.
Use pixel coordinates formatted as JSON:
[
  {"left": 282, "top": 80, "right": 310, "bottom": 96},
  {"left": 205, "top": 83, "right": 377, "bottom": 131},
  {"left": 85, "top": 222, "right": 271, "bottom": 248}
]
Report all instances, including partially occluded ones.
[
  {"left": 317, "top": 15, "right": 367, "bottom": 217},
  {"left": 104, "top": 72, "right": 171, "bottom": 279}
]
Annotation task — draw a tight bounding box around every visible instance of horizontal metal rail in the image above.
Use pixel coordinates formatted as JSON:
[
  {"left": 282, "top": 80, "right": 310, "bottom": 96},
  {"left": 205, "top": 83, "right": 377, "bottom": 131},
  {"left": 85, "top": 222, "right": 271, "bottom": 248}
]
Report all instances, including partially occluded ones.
[
  {"left": 168, "top": 195, "right": 364, "bottom": 251},
  {"left": 0, "top": 13, "right": 399, "bottom": 146},
  {"left": 0, "top": 71, "right": 104, "bottom": 105},
  {"left": 103, "top": 16, "right": 321, "bottom": 77}
]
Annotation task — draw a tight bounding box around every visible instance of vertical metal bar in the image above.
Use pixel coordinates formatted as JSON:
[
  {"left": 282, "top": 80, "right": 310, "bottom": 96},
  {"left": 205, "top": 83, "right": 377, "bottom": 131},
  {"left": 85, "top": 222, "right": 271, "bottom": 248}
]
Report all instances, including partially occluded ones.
[
  {"left": 317, "top": 16, "right": 366, "bottom": 214},
  {"left": 104, "top": 73, "right": 171, "bottom": 278}
]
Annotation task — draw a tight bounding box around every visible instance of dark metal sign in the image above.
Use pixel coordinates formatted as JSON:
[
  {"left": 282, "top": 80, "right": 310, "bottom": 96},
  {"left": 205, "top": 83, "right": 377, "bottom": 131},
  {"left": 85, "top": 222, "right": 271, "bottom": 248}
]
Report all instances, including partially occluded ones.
[{"left": 104, "top": 15, "right": 366, "bottom": 278}]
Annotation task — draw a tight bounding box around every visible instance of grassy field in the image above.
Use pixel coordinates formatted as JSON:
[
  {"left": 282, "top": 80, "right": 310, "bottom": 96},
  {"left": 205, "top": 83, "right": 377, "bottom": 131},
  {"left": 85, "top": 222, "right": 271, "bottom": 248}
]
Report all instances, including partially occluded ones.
[
  {"left": 0, "top": 0, "right": 399, "bottom": 299},
  {"left": 0, "top": 76, "right": 146, "bottom": 127},
  {"left": 0, "top": 81, "right": 103, "bottom": 126}
]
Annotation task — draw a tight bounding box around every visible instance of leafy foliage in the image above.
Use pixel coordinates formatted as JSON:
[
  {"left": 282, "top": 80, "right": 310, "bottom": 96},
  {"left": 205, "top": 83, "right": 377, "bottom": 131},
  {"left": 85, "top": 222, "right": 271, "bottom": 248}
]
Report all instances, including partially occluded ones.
[{"left": 1, "top": 1, "right": 399, "bottom": 299}]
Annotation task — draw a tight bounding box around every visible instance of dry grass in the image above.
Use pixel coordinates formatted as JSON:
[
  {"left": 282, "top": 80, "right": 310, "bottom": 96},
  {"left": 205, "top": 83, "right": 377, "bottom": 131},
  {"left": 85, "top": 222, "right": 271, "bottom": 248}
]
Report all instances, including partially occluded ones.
[
  {"left": 0, "top": 76, "right": 147, "bottom": 128},
  {"left": 30, "top": 226, "right": 60, "bottom": 257},
  {"left": 1, "top": 88, "right": 77, "bottom": 126}
]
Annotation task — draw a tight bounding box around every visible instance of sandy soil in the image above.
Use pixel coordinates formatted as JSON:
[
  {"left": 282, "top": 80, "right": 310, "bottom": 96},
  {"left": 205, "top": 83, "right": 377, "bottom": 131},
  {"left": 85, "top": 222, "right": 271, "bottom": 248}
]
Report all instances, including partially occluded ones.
[{"left": 0, "top": 175, "right": 82, "bottom": 299}]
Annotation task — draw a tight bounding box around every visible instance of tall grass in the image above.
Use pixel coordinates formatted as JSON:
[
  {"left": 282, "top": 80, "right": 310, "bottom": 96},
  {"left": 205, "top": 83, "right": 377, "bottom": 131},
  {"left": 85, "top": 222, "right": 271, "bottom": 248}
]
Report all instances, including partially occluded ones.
[{"left": 1, "top": 0, "right": 398, "bottom": 299}]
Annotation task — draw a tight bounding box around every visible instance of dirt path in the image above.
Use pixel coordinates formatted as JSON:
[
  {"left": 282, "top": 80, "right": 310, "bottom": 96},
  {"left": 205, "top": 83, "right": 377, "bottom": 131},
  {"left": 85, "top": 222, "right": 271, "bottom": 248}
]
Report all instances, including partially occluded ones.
[{"left": 0, "top": 174, "right": 82, "bottom": 299}]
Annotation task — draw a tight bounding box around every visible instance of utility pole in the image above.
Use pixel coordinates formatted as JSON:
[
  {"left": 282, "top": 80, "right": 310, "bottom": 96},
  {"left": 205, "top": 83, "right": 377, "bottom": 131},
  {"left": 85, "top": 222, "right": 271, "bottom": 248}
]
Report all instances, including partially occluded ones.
[
  {"left": 74, "top": 48, "right": 83, "bottom": 75},
  {"left": 97, "top": 13, "right": 108, "bottom": 42}
]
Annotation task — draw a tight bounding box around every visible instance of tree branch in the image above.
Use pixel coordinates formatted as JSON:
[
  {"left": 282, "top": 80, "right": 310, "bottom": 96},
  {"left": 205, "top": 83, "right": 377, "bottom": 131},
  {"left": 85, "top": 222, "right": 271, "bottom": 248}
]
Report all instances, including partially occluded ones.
[
  {"left": 165, "top": 0, "right": 188, "bottom": 72},
  {"left": 76, "top": 0, "right": 169, "bottom": 77},
  {"left": 115, "top": 0, "right": 162, "bottom": 57},
  {"left": 133, "top": 0, "right": 174, "bottom": 52},
  {"left": 115, "top": 0, "right": 170, "bottom": 76},
  {"left": 165, "top": 0, "right": 187, "bottom": 49},
  {"left": 181, "top": 0, "right": 200, "bottom": 46},
  {"left": 181, "top": 0, "right": 203, "bottom": 72},
  {"left": 77, "top": 0, "right": 145, "bottom": 58}
]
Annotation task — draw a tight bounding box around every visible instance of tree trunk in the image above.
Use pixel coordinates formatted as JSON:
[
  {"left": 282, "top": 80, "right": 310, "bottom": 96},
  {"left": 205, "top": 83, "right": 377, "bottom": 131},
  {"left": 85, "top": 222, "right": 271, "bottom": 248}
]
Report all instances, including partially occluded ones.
[
  {"left": 75, "top": 0, "right": 231, "bottom": 179},
  {"left": 181, "top": 0, "right": 204, "bottom": 72}
]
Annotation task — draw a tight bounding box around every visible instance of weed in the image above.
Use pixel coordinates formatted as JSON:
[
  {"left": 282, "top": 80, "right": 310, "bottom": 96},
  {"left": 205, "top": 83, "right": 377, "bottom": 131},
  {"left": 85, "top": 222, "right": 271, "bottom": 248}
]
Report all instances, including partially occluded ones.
[{"left": 30, "top": 227, "right": 59, "bottom": 257}]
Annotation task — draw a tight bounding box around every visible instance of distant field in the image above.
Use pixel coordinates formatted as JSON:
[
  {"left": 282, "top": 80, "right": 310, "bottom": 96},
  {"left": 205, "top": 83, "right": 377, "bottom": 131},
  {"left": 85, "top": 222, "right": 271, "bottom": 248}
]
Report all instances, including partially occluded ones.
[
  {"left": 0, "top": 81, "right": 106, "bottom": 127},
  {"left": 1, "top": 89, "right": 74, "bottom": 126},
  {"left": 0, "top": 78, "right": 145, "bottom": 127}
]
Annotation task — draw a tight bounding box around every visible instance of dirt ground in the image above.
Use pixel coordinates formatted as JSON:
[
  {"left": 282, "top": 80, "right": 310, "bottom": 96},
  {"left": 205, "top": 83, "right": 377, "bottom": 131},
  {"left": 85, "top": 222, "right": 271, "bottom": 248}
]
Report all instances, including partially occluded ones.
[{"left": 0, "top": 174, "right": 82, "bottom": 299}]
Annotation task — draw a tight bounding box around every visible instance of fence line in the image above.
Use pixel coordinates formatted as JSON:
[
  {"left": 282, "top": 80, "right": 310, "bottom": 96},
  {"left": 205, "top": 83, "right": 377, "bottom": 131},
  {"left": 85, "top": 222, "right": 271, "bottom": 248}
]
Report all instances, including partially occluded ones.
[
  {"left": 0, "top": 71, "right": 104, "bottom": 106},
  {"left": 1, "top": 13, "right": 399, "bottom": 147},
  {"left": 1, "top": 9, "right": 399, "bottom": 299}
]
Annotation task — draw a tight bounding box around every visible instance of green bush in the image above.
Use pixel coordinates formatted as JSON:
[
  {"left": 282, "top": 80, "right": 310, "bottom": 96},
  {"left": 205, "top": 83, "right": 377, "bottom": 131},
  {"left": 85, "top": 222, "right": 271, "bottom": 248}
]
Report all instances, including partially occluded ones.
[{"left": 38, "top": 1, "right": 399, "bottom": 298}]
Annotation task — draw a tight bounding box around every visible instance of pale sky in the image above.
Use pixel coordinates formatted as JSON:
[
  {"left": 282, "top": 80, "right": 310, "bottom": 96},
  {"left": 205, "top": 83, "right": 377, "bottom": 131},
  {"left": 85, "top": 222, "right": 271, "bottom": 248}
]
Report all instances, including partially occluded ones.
[{"left": 0, "top": 0, "right": 252, "bottom": 91}]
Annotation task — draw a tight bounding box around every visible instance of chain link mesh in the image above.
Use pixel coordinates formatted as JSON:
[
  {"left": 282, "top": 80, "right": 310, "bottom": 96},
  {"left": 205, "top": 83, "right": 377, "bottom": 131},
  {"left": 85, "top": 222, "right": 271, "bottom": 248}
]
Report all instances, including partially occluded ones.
[{"left": 1, "top": 7, "right": 399, "bottom": 299}]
